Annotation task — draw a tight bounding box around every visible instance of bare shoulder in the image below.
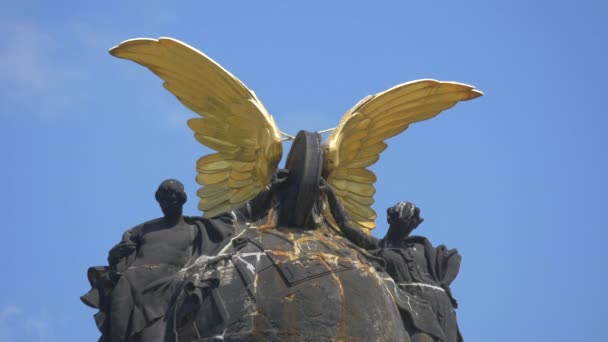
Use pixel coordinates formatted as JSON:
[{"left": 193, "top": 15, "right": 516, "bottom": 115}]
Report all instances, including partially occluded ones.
[{"left": 143, "top": 217, "right": 165, "bottom": 226}]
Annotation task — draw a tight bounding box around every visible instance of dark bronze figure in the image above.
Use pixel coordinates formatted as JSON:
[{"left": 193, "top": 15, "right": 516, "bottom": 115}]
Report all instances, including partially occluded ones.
[
  {"left": 82, "top": 180, "right": 236, "bottom": 341},
  {"left": 324, "top": 183, "right": 462, "bottom": 342}
]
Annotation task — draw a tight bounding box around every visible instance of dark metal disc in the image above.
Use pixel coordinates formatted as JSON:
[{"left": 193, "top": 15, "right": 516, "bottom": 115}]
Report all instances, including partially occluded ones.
[{"left": 277, "top": 130, "right": 324, "bottom": 228}]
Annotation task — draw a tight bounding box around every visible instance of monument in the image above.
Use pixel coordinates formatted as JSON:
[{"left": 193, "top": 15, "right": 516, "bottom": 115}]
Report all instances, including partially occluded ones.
[{"left": 82, "top": 37, "right": 482, "bottom": 341}]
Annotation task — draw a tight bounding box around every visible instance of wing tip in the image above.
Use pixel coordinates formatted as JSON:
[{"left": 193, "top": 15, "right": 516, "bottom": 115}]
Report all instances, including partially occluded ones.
[
  {"left": 108, "top": 37, "right": 159, "bottom": 57},
  {"left": 108, "top": 37, "right": 188, "bottom": 58},
  {"left": 470, "top": 89, "right": 484, "bottom": 99}
]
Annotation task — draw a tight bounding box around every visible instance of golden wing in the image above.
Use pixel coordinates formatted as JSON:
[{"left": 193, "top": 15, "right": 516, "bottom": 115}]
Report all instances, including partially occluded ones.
[
  {"left": 324, "top": 79, "right": 483, "bottom": 232},
  {"left": 110, "top": 38, "right": 283, "bottom": 217}
]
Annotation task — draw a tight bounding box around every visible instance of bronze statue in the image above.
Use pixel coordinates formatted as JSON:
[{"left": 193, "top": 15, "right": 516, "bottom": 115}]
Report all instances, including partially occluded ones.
[
  {"left": 83, "top": 37, "right": 482, "bottom": 341},
  {"left": 380, "top": 203, "right": 462, "bottom": 342},
  {"left": 82, "top": 180, "right": 236, "bottom": 341},
  {"left": 324, "top": 187, "right": 462, "bottom": 341}
]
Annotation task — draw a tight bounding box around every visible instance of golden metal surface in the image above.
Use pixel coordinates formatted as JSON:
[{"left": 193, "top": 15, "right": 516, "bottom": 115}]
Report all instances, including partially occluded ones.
[
  {"left": 111, "top": 38, "right": 483, "bottom": 229},
  {"left": 110, "top": 38, "right": 283, "bottom": 217}
]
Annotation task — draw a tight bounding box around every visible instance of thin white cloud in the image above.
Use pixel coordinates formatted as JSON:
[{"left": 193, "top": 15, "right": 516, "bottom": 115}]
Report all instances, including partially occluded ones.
[
  {"left": 0, "top": 25, "right": 53, "bottom": 90},
  {"left": 0, "top": 23, "right": 79, "bottom": 118},
  {"left": 24, "top": 310, "right": 55, "bottom": 342},
  {"left": 0, "top": 305, "right": 57, "bottom": 342},
  {"left": 0, "top": 21, "right": 123, "bottom": 119},
  {"left": 0, "top": 305, "right": 22, "bottom": 319},
  {"left": 0, "top": 305, "right": 22, "bottom": 342}
]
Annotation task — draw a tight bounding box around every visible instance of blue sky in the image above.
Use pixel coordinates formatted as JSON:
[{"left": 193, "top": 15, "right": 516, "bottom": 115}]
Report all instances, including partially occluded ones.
[{"left": 1, "top": 1, "right": 607, "bottom": 341}]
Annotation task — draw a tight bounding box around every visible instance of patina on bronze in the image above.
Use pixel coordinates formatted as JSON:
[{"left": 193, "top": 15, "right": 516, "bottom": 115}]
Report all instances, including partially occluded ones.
[{"left": 82, "top": 37, "right": 481, "bottom": 341}]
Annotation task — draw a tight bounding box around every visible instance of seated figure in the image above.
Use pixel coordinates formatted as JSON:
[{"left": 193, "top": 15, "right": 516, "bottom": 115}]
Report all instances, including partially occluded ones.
[
  {"left": 323, "top": 181, "right": 462, "bottom": 342},
  {"left": 81, "top": 179, "right": 235, "bottom": 342}
]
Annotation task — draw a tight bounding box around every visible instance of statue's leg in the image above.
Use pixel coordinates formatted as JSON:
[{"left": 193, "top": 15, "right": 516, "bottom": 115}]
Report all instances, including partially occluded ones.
[
  {"left": 411, "top": 332, "right": 435, "bottom": 342},
  {"left": 135, "top": 318, "right": 166, "bottom": 342},
  {"left": 401, "top": 313, "right": 437, "bottom": 342}
]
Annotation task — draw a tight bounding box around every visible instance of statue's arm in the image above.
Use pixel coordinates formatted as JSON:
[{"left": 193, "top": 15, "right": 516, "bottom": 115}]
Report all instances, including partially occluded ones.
[
  {"left": 321, "top": 179, "right": 380, "bottom": 250},
  {"left": 339, "top": 219, "right": 380, "bottom": 250},
  {"left": 107, "top": 225, "right": 141, "bottom": 272},
  {"left": 432, "top": 244, "right": 461, "bottom": 308},
  {"left": 238, "top": 168, "right": 290, "bottom": 221},
  {"left": 441, "top": 246, "right": 461, "bottom": 286},
  {"left": 243, "top": 188, "right": 274, "bottom": 222}
]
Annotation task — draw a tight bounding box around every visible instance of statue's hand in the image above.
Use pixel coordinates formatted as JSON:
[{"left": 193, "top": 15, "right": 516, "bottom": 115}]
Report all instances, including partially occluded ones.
[
  {"left": 268, "top": 168, "right": 289, "bottom": 192},
  {"left": 319, "top": 178, "right": 333, "bottom": 196},
  {"left": 387, "top": 202, "right": 424, "bottom": 228},
  {"left": 387, "top": 202, "right": 410, "bottom": 225}
]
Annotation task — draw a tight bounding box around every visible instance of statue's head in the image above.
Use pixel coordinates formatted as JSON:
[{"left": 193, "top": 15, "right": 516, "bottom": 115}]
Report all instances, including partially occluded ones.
[
  {"left": 155, "top": 179, "right": 187, "bottom": 218},
  {"left": 387, "top": 201, "right": 424, "bottom": 236}
]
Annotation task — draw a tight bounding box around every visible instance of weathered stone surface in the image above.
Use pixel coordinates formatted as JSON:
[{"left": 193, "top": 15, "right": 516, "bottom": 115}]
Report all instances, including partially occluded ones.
[
  {"left": 83, "top": 133, "right": 464, "bottom": 342},
  {"left": 169, "top": 226, "right": 409, "bottom": 342}
]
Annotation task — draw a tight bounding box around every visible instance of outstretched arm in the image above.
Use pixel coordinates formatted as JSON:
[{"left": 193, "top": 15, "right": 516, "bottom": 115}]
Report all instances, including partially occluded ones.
[
  {"left": 321, "top": 179, "right": 380, "bottom": 250},
  {"left": 238, "top": 169, "right": 290, "bottom": 221}
]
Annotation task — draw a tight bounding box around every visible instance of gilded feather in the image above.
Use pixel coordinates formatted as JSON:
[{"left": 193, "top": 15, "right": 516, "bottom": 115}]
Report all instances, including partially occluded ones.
[
  {"left": 324, "top": 79, "right": 483, "bottom": 232},
  {"left": 110, "top": 38, "right": 283, "bottom": 216}
]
